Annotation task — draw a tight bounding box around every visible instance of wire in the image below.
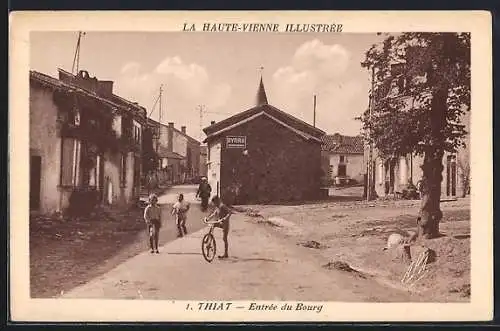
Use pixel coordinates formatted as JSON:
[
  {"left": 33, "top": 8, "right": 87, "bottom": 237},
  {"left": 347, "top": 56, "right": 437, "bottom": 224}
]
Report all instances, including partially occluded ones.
[
  {"left": 148, "top": 93, "right": 161, "bottom": 118},
  {"left": 204, "top": 110, "right": 232, "bottom": 115}
]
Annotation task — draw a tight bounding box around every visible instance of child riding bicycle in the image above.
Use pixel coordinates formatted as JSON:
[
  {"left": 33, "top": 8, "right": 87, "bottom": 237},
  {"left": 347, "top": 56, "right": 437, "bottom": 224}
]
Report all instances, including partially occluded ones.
[{"left": 204, "top": 195, "right": 231, "bottom": 259}]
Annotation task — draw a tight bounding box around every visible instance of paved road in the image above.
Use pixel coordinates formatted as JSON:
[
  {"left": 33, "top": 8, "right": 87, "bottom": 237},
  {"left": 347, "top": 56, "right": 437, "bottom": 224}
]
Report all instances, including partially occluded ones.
[{"left": 154, "top": 184, "right": 210, "bottom": 249}]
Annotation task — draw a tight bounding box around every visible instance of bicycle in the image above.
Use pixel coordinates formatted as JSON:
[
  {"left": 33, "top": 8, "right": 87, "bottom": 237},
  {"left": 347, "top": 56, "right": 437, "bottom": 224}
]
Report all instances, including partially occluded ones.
[{"left": 201, "top": 216, "right": 225, "bottom": 263}]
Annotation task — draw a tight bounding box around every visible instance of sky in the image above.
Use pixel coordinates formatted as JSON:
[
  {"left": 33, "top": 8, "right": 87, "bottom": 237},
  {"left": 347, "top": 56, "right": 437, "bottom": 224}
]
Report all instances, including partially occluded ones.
[{"left": 30, "top": 31, "right": 385, "bottom": 141}]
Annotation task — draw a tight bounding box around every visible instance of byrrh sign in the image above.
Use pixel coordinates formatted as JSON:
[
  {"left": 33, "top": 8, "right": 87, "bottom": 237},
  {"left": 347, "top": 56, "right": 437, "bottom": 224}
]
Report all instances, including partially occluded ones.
[{"left": 226, "top": 136, "right": 247, "bottom": 149}]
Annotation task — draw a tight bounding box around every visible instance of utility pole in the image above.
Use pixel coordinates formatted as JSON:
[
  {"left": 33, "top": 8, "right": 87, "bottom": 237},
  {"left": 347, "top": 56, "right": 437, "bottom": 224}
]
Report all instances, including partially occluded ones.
[
  {"left": 313, "top": 94, "right": 317, "bottom": 127},
  {"left": 155, "top": 85, "right": 163, "bottom": 169},
  {"left": 71, "top": 32, "right": 85, "bottom": 75},
  {"left": 198, "top": 104, "right": 205, "bottom": 143},
  {"left": 367, "top": 65, "right": 375, "bottom": 201},
  {"left": 159, "top": 84, "right": 163, "bottom": 125}
]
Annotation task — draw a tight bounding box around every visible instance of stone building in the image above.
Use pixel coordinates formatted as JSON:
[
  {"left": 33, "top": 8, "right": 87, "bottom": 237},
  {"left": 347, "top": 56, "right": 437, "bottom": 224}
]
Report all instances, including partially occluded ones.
[
  {"left": 364, "top": 63, "right": 470, "bottom": 200},
  {"left": 199, "top": 145, "right": 208, "bottom": 178},
  {"left": 146, "top": 119, "right": 201, "bottom": 185},
  {"left": 203, "top": 77, "right": 325, "bottom": 205},
  {"left": 29, "top": 69, "right": 147, "bottom": 215},
  {"left": 321, "top": 133, "right": 365, "bottom": 186}
]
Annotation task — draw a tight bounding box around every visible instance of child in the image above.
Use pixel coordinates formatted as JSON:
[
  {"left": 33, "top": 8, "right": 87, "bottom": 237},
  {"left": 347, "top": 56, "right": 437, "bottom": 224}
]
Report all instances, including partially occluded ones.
[
  {"left": 172, "top": 193, "right": 190, "bottom": 237},
  {"left": 205, "top": 195, "right": 231, "bottom": 259},
  {"left": 144, "top": 193, "right": 162, "bottom": 254}
]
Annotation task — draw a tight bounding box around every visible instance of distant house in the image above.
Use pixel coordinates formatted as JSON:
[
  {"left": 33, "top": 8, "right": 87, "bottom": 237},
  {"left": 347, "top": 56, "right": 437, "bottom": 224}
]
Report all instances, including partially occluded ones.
[
  {"left": 203, "top": 77, "right": 325, "bottom": 205},
  {"left": 199, "top": 145, "right": 208, "bottom": 178},
  {"left": 147, "top": 120, "right": 201, "bottom": 185},
  {"left": 321, "top": 133, "right": 364, "bottom": 185},
  {"left": 29, "top": 69, "right": 147, "bottom": 215}
]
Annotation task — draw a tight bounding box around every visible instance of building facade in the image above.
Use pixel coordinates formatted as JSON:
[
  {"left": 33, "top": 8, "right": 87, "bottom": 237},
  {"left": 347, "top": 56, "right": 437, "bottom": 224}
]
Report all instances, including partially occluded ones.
[
  {"left": 30, "top": 69, "right": 147, "bottom": 215},
  {"left": 199, "top": 145, "right": 208, "bottom": 178},
  {"left": 146, "top": 120, "right": 201, "bottom": 185},
  {"left": 203, "top": 78, "right": 325, "bottom": 205},
  {"left": 364, "top": 62, "right": 470, "bottom": 200},
  {"left": 321, "top": 133, "right": 365, "bottom": 185}
]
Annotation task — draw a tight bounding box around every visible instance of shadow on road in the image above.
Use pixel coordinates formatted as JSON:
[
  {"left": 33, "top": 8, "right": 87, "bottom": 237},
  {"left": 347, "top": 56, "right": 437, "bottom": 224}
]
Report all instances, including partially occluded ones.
[{"left": 226, "top": 257, "right": 281, "bottom": 263}]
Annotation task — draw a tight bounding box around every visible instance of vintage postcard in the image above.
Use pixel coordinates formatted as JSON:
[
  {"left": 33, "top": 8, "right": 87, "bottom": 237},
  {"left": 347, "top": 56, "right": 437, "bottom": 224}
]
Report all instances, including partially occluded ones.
[{"left": 9, "top": 11, "right": 492, "bottom": 322}]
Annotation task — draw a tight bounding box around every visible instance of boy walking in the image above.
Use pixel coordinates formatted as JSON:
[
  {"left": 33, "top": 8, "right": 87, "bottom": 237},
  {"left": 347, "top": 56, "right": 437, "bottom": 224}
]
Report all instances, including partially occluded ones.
[
  {"left": 205, "top": 195, "right": 231, "bottom": 259},
  {"left": 172, "top": 193, "right": 190, "bottom": 237},
  {"left": 144, "top": 193, "right": 162, "bottom": 254}
]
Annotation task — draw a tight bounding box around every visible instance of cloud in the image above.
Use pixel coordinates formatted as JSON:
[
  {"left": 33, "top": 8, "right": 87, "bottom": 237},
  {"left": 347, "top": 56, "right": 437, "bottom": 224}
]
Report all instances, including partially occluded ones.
[
  {"left": 271, "top": 39, "right": 365, "bottom": 135},
  {"left": 114, "top": 57, "right": 232, "bottom": 138}
]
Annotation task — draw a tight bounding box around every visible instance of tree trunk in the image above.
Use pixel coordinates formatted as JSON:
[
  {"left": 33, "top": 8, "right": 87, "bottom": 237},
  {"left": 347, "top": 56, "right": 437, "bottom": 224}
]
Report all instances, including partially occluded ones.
[
  {"left": 418, "top": 86, "right": 447, "bottom": 239},
  {"left": 418, "top": 151, "right": 444, "bottom": 238}
]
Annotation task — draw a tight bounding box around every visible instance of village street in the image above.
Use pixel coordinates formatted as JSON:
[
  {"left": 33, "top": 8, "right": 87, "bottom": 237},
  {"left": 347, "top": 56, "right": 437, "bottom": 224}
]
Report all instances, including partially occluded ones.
[
  {"left": 61, "top": 185, "right": 470, "bottom": 302},
  {"left": 153, "top": 184, "right": 209, "bottom": 241},
  {"left": 30, "top": 185, "right": 209, "bottom": 298}
]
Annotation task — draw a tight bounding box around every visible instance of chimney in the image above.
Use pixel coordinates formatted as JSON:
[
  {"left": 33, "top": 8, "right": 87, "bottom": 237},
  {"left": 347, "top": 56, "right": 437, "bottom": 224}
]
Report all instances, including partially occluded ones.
[
  {"left": 97, "top": 81, "right": 114, "bottom": 96},
  {"left": 168, "top": 122, "right": 174, "bottom": 128},
  {"left": 181, "top": 126, "right": 186, "bottom": 134},
  {"left": 211, "top": 121, "right": 216, "bottom": 125}
]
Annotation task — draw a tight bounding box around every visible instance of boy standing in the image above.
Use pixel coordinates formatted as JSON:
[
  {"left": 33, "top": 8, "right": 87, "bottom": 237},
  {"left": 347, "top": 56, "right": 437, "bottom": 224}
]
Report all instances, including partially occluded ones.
[
  {"left": 172, "top": 193, "right": 190, "bottom": 237},
  {"left": 144, "top": 193, "right": 162, "bottom": 254},
  {"left": 205, "top": 195, "right": 231, "bottom": 259}
]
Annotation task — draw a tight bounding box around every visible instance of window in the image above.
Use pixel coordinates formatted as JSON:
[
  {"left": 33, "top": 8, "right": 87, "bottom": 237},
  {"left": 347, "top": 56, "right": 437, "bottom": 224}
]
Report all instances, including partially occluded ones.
[
  {"left": 133, "top": 124, "right": 142, "bottom": 144},
  {"left": 60, "top": 138, "right": 81, "bottom": 187},
  {"left": 74, "top": 109, "right": 81, "bottom": 126},
  {"left": 88, "top": 154, "right": 101, "bottom": 188},
  {"left": 339, "top": 155, "right": 345, "bottom": 163},
  {"left": 120, "top": 153, "right": 127, "bottom": 187},
  {"left": 338, "top": 164, "right": 347, "bottom": 177}
]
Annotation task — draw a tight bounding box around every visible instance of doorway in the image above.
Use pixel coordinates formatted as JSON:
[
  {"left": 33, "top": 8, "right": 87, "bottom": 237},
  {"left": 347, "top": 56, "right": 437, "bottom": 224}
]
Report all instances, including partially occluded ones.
[
  {"left": 446, "top": 155, "right": 457, "bottom": 197},
  {"left": 30, "top": 155, "right": 42, "bottom": 210}
]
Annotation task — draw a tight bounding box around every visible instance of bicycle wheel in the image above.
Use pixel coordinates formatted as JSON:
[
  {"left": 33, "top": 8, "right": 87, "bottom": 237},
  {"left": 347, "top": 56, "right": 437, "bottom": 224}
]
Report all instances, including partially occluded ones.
[{"left": 201, "top": 233, "right": 216, "bottom": 263}]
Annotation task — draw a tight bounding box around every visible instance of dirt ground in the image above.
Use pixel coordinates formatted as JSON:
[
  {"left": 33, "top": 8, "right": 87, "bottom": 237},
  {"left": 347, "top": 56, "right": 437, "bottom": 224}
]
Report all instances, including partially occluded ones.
[
  {"left": 31, "top": 185, "right": 470, "bottom": 302},
  {"left": 241, "top": 187, "right": 471, "bottom": 302},
  {"left": 29, "top": 205, "right": 150, "bottom": 298}
]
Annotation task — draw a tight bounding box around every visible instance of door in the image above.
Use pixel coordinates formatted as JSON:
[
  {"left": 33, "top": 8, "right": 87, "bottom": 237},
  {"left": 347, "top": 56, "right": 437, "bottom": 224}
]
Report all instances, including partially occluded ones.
[
  {"left": 209, "top": 142, "right": 221, "bottom": 200},
  {"left": 133, "top": 155, "right": 141, "bottom": 197},
  {"left": 338, "top": 164, "right": 347, "bottom": 177},
  {"left": 30, "top": 155, "right": 42, "bottom": 210}
]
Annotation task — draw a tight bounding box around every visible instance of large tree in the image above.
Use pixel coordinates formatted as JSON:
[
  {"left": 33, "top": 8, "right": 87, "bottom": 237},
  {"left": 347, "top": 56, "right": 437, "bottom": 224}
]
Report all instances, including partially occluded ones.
[{"left": 359, "top": 33, "right": 470, "bottom": 239}]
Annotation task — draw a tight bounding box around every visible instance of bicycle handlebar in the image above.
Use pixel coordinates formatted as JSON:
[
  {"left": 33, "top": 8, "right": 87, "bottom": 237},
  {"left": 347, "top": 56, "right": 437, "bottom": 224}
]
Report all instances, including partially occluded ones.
[{"left": 203, "top": 217, "right": 225, "bottom": 225}]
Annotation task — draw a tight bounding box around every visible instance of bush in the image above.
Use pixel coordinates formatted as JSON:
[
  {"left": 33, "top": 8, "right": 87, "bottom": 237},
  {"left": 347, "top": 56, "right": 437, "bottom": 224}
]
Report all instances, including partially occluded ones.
[
  {"left": 401, "top": 183, "right": 420, "bottom": 200},
  {"left": 68, "top": 188, "right": 101, "bottom": 217}
]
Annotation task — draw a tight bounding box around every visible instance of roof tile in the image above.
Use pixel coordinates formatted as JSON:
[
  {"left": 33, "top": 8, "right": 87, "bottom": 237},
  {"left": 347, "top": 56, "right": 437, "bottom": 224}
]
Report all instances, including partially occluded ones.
[{"left": 321, "top": 133, "right": 364, "bottom": 154}]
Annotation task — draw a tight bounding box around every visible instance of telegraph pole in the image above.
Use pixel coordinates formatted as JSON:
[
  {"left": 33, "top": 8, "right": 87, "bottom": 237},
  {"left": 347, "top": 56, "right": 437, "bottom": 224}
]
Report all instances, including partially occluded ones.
[
  {"left": 155, "top": 85, "right": 163, "bottom": 164},
  {"left": 198, "top": 105, "right": 206, "bottom": 142},
  {"left": 313, "top": 94, "right": 317, "bottom": 127},
  {"left": 159, "top": 84, "right": 163, "bottom": 125},
  {"left": 367, "top": 65, "right": 376, "bottom": 201},
  {"left": 71, "top": 31, "right": 86, "bottom": 75}
]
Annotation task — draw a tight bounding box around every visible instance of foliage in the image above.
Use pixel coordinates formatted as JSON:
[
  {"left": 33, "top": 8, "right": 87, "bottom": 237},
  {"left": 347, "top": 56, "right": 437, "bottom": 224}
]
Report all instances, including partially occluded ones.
[
  {"left": 142, "top": 127, "right": 159, "bottom": 175},
  {"left": 359, "top": 33, "right": 471, "bottom": 159}
]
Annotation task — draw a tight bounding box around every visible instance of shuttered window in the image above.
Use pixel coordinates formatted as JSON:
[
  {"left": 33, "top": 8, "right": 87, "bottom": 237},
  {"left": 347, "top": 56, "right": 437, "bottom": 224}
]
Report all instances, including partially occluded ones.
[
  {"left": 120, "top": 153, "right": 127, "bottom": 187},
  {"left": 60, "top": 138, "right": 81, "bottom": 187}
]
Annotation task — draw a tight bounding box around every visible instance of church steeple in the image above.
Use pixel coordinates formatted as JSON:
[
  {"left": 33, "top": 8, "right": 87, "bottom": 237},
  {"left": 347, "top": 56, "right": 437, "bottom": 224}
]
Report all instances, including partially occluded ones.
[{"left": 256, "top": 69, "right": 268, "bottom": 106}]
